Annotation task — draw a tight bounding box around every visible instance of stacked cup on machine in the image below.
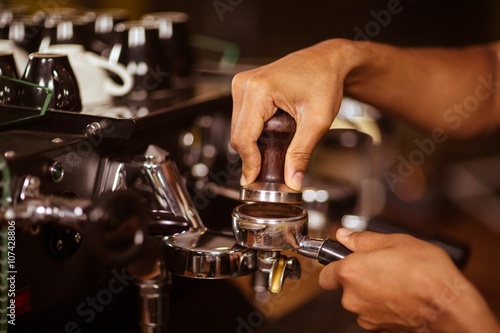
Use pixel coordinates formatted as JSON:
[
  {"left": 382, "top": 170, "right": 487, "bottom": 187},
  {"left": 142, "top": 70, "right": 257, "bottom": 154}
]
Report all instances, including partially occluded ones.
[{"left": 1, "top": 6, "right": 197, "bottom": 110}]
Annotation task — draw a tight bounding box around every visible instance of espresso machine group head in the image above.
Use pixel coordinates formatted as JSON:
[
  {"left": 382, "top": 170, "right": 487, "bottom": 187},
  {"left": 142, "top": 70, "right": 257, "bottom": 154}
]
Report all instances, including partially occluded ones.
[{"left": 232, "top": 110, "right": 352, "bottom": 292}]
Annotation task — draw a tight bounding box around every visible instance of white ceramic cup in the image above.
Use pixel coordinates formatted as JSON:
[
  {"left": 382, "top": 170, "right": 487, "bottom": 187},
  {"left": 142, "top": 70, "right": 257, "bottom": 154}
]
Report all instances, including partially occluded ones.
[{"left": 44, "top": 44, "right": 133, "bottom": 107}]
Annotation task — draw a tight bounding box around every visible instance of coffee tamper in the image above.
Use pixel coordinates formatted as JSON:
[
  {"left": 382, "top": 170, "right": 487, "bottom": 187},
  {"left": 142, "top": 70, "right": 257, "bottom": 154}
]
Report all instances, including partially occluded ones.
[
  {"left": 239, "top": 109, "right": 302, "bottom": 204},
  {"left": 232, "top": 110, "right": 352, "bottom": 292}
]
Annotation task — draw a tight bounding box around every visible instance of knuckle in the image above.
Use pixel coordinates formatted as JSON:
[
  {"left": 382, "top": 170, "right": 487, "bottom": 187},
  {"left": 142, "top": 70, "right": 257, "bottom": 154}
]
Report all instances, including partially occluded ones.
[
  {"left": 340, "top": 291, "right": 360, "bottom": 313},
  {"left": 308, "top": 115, "right": 332, "bottom": 132},
  {"left": 246, "top": 78, "right": 268, "bottom": 96},
  {"left": 388, "top": 233, "right": 412, "bottom": 246},
  {"left": 353, "top": 232, "right": 372, "bottom": 250},
  {"left": 232, "top": 73, "right": 276, "bottom": 108},
  {"left": 242, "top": 164, "right": 260, "bottom": 176},
  {"left": 231, "top": 71, "right": 250, "bottom": 89},
  {"left": 230, "top": 128, "right": 255, "bottom": 153},
  {"left": 301, "top": 111, "right": 334, "bottom": 133},
  {"left": 357, "top": 317, "right": 378, "bottom": 331},
  {"left": 287, "top": 149, "right": 312, "bottom": 168},
  {"left": 335, "top": 260, "right": 353, "bottom": 284},
  {"left": 229, "top": 135, "right": 242, "bottom": 151}
]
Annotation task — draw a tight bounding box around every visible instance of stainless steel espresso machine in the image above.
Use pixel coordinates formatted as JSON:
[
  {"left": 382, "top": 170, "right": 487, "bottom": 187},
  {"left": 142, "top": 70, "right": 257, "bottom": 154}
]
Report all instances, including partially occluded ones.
[
  {"left": 0, "top": 8, "right": 258, "bottom": 331},
  {"left": 0, "top": 76, "right": 253, "bottom": 333}
]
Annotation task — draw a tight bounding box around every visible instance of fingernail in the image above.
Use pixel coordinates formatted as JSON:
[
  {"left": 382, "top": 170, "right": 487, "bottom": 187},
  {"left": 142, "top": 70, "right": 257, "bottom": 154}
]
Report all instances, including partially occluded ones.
[
  {"left": 291, "top": 172, "right": 303, "bottom": 191},
  {"left": 240, "top": 174, "right": 248, "bottom": 186},
  {"left": 337, "top": 228, "right": 353, "bottom": 238}
]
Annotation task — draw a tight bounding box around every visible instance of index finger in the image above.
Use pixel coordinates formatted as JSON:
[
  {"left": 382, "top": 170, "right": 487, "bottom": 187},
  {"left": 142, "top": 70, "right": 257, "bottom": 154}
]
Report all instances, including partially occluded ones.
[
  {"left": 230, "top": 73, "right": 277, "bottom": 185},
  {"left": 318, "top": 260, "right": 343, "bottom": 290},
  {"left": 284, "top": 110, "right": 335, "bottom": 190}
]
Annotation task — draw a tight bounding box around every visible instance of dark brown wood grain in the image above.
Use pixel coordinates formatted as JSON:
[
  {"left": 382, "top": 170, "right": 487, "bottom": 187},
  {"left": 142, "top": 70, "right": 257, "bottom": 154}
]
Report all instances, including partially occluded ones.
[{"left": 256, "top": 109, "right": 296, "bottom": 183}]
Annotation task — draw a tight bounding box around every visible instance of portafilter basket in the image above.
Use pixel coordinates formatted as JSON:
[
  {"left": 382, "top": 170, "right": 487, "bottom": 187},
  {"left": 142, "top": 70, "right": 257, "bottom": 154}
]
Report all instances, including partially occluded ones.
[{"left": 232, "top": 203, "right": 351, "bottom": 265}]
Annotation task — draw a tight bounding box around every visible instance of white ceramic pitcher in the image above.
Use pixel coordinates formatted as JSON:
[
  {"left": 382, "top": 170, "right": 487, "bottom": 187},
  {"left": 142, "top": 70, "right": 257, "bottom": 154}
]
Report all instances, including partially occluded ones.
[{"left": 45, "top": 44, "right": 133, "bottom": 107}]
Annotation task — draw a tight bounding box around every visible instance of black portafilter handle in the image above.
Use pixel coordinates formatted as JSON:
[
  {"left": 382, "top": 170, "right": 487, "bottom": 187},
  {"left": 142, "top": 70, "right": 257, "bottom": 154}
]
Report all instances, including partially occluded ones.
[
  {"left": 317, "top": 239, "right": 353, "bottom": 265},
  {"left": 298, "top": 236, "right": 353, "bottom": 265}
]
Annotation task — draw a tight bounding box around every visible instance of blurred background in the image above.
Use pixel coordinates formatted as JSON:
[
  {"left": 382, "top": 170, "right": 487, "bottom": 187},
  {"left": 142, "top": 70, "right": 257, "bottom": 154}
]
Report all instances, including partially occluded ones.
[{"left": 4, "top": 0, "right": 500, "bottom": 58}]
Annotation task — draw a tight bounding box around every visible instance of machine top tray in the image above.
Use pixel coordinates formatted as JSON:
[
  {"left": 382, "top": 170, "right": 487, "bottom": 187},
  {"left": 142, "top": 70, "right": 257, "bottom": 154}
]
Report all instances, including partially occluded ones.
[{"left": 0, "top": 75, "right": 232, "bottom": 139}]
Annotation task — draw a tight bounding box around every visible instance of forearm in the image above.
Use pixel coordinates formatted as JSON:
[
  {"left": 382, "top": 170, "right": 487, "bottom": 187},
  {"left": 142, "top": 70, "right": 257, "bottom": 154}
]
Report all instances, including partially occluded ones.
[
  {"left": 326, "top": 39, "right": 500, "bottom": 138},
  {"left": 231, "top": 38, "right": 500, "bottom": 189},
  {"left": 438, "top": 279, "right": 500, "bottom": 333}
]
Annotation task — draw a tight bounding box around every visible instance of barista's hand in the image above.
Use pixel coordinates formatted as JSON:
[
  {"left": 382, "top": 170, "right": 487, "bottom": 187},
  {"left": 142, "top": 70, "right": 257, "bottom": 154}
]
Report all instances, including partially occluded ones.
[
  {"left": 231, "top": 39, "right": 358, "bottom": 191},
  {"left": 319, "top": 228, "right": 500, "bottom": 333},
  {"left": 231, "top": 39, "right": 500, "bottom": 191}
]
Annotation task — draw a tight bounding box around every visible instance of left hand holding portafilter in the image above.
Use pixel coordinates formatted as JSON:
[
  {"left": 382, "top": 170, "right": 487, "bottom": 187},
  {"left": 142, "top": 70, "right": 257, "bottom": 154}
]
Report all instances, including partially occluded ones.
[{"left": 232, "top": 110, "right": 352, "bottom": 269}]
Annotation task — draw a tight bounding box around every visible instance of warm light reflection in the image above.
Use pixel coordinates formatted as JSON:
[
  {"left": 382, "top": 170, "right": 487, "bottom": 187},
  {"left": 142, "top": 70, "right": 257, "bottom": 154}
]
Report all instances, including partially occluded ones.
[{"left": 128, "top": 26, "right": 146, "bottom": 48}]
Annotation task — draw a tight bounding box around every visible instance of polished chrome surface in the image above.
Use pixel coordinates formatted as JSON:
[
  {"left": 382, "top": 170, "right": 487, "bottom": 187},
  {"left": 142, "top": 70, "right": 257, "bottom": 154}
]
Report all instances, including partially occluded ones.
[
  {"left": 164, "top": 229, "right": 256, "bottom": 278},
  {"left": 232, "top": 203, "right": 350, "bottom": 265},
  {"left": 232, "top": 203, "right": 308, "bottom": 251},
  {"left": 254, "top": 251, "right": 301, "bottom": 294},
  {"left": 19, "top": 175, "right": 40, "bottom": 200},
  {"left": 136, "top": 145, "right": 204, "bottom": 231},
  {"left": 240, "top": 181, "right": 302, "bottom": 204},
  {"left": 136, "top": 275, "right": 168, "bottom": 333},
  {"left": 256, "top": 250, "right": 279, "bottom": 274},
  {"left": 3, "top": 196, "right": 90, "bottom": 229},
  {"left": 133, "top": 146, "right": 257, "bottom": 278},
  {"left": 96, "top": 145, "right": 256, "bottom": 278},
  {"left": 296, "top": 236, "right": 325, "bottom": 260}
]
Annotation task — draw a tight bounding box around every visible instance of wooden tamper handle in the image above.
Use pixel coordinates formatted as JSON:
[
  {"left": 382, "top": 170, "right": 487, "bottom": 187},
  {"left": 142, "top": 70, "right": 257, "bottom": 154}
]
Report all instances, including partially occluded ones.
[
  {"left": 240, "top": 109, "right": 302, "bottom": 204},
  {"left": 256, "top": 109, "right": 296, "bottom": 184}
]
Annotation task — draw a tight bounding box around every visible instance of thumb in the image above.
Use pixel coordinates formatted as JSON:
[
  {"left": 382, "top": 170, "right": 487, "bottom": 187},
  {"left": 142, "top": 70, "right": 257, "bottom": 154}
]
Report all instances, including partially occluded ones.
[
  {"left": 335, "top": 228, "right": 394, "bottom": 252},
  {"left": 284, "top": 117, "right": 330, "bottom": 191},
  {"left": 319, "top": 229, "right": 397, "bottom": 291}
]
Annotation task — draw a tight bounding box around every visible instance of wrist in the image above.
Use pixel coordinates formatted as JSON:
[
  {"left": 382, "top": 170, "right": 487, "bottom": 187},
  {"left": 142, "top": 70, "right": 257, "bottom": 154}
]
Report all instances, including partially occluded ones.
[
  {"left": 428, "top": 276, "right": 499, "bottom": 333},
  {"left": 310, "top": 38, "right": 377, "bottom": 95},
  {"left": 316, "top": 38, "right": 366, "bottom": 79}
]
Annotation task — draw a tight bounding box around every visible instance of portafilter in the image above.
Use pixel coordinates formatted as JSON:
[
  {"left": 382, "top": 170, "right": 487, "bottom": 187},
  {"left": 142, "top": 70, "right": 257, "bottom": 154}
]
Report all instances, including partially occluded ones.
[{"left": 232, "top": 110, "right": 352, "bottom": 265}]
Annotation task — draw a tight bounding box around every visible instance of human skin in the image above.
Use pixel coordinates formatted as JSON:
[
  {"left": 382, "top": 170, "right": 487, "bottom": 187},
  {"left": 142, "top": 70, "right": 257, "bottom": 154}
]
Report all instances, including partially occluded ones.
[
  {"left": 319, "top": 228, "right": 500, "bottom": 332},
  {"left": 230, "top": 39, "right": 500, "bottom": 191},
  {"left": 230, "top": 39, "right": 500, "bottom": 332}
]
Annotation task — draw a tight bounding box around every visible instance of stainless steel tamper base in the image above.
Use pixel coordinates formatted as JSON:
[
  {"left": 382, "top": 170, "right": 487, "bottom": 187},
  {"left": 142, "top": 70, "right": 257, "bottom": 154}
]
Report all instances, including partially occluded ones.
[
  {"left": 239, "top": 182, "right": 302, "bottom": 204},
  {"left": 164, "top": 229, "right": 256, "bottom": 279}
]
